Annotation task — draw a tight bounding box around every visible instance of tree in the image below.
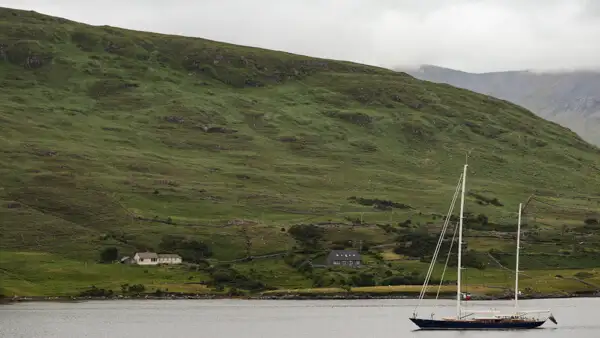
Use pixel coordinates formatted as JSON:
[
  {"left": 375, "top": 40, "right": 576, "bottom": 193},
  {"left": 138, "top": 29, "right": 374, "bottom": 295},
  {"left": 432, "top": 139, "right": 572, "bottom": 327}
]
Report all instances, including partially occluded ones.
[
  {"left": 99, "top": 247, "right": 118, "bottom": 263},
  {"left": 288, "top": 224, "right": 325, "bottom": 250},
  {"left": 120, "top": 283, "right": 146, "bottom": 295},
  {"left": 450, "top": 250, "right": 487, "bottom": 270},
  {"left": 159, "top": 234, "right": 185, "bottom": 251},
  {"left": 181, "top": 240, "right": 212, "bottom": 261},
  {"left": 350, "top": 272, "right": 376, "bottom": 287},
  {"left": 158, "top": 235, "right": 212, "bottom": 262},
  {"left": 128, "top": 284, "right": 146, "bottom": 294},
  {"left": 393, "top": 230, "right": 439, "bottom": 258}
]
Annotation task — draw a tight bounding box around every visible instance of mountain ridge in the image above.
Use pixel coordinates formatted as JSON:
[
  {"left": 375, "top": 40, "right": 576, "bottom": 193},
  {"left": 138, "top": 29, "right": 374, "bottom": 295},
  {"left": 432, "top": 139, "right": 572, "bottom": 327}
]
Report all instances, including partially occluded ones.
[{"left": 402, "top": 65, "right": 600, "bottom": 146}]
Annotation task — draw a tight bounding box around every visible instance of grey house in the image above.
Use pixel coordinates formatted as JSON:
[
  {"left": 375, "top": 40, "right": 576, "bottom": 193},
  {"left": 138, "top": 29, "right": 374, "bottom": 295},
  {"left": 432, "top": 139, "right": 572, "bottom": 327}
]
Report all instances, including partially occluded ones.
[{"left": 326, "top": 250, "right": 362, "bottom": 268}]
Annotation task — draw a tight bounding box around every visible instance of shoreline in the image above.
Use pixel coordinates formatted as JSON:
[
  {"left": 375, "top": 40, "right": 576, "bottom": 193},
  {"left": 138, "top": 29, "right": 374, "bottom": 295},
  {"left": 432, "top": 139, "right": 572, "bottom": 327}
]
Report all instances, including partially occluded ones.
[{"left": 3, "top": 291, "right": 599, "bottom": 304}]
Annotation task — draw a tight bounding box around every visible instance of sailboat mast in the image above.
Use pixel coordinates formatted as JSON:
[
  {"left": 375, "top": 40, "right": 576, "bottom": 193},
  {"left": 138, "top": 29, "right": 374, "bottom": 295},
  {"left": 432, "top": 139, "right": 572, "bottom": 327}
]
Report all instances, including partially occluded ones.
[
  {"left": 515, "top": 203, "right": 522, "bottom": 310},
  {"left": 456, "top": 164, "right": 468, "bottom": 318}
]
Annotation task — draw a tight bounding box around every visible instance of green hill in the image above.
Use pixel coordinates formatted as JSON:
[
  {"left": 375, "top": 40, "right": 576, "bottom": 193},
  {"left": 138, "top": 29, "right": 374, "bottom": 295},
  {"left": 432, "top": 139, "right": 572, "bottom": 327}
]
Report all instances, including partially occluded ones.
[{"left": 1, "top": 7, "right": 599, "bottom": 297}]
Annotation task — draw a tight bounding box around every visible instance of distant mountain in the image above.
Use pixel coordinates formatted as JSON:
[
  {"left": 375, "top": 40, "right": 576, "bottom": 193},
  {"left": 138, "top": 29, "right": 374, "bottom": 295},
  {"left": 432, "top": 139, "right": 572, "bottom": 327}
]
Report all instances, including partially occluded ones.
[{"left": 403, "top": 65, "right": 600, "bottom": 147}]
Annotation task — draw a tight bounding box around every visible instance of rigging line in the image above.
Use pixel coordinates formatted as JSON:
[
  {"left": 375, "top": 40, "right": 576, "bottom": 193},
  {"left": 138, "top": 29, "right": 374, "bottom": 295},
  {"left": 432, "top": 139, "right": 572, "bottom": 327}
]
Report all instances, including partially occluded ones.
[
  {"left": 435, "top": 220, "right": 459, "bottom": 302},
  {"left": 416, "top": 174, "right": 461, "bottom": 303},
  {"left": 416, "top": 218, "right": 451, "bottom": 304},
  {"left": 415, "top": 197, "right": 458, "bottom": 311},
  {"left": 414, "top": 173, "right": 463, "bottom": 314}
]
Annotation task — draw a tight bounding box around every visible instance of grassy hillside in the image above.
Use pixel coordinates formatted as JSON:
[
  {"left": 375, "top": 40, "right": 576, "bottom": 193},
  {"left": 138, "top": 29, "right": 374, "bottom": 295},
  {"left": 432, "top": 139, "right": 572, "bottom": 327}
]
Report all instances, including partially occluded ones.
[{"left": 1, "top": 7, "right": 599, "bottom": 297}]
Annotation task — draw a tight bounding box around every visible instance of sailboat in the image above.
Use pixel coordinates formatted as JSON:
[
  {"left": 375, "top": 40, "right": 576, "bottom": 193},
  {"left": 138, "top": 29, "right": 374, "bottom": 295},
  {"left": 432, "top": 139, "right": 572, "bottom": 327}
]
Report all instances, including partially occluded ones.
[{"left": 409, "top": 163, "right": 558, "bottom": 330}]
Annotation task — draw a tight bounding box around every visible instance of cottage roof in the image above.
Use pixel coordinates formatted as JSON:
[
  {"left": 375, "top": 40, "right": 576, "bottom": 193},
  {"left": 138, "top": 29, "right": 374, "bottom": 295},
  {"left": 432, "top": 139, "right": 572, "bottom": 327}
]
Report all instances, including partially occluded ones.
[
  {"left": 135, "top": 252, "right": 158, "bottom": 259},
  {"left": 158, "top": 254, "right": 182, "bottom": 259},
  {"left": 327, "top": 250, "right": 361, "bottom": 261}
]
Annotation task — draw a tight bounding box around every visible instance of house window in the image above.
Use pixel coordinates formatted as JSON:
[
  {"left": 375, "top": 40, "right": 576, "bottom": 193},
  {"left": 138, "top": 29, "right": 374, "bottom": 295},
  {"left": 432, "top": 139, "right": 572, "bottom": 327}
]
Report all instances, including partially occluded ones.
[{"left": 151, "top": 258, "right": 157, "bottom": 262}]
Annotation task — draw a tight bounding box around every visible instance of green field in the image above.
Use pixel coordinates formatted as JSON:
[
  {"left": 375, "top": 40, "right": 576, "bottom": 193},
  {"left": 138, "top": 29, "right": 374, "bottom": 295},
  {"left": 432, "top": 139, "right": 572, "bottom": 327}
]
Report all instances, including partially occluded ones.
[
  {"left": 0, "top": 251, "right": 211, "bottom": 296},
  {"left": 1, "top": 7, "right": 599, "bottom": 297}
]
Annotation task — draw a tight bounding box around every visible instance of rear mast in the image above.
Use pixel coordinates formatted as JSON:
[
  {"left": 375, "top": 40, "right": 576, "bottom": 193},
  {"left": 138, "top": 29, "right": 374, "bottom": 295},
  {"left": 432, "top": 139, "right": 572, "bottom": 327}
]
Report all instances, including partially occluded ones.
[
  {"left": 515, "top": 203, "right": 522, "bottom": 310},
  {"left": 456, "top": 163, "right": 468, "bottom": 319}
]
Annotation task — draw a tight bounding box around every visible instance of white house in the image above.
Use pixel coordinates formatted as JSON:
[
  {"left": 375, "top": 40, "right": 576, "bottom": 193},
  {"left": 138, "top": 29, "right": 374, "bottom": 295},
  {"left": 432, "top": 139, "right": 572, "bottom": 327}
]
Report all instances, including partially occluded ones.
[
  {"left": 157, "top": 253, "right": 182, "bottom": 265},
  {"left": 132, "top": 252, "right": 182, "bottom": 265},
  {"left": 133, "top": 252, "right": 159, "bottom": 265}
]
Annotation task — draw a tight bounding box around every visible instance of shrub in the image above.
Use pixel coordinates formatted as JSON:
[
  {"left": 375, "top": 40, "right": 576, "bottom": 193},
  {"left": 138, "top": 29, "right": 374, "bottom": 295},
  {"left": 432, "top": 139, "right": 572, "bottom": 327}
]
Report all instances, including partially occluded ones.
[
  {"left": 79, "top": 286, "right": 114, "bottom": 297},
  {"left": 348, "top": 196, "right": 411, "bottom": 210},
  {"left": 159, "top": 235, "right": 212, "bottom": 262},
  {"left": 227, "top": 287, "right": 246, "bottom": 297},
  {"left": 350, "top": 272, "right": 376, "bottom": 287},
  {"left": 99, "top": 247, "right": 118, "bottom": 263},
  {"left": 381, "top": 271, "right": 439, "bottom": 286},
  {"left": 128, "top": 284, "right": 146, "bottom": 293},
  {"left": 468, "top": 192, "right": 503, "bottom": 207},
  {"left": 288, "top": 224, "right": 325, "bottom": 249},
  {"left": 574, "top": 271, "right": 594, "bottom": 279},
  {"left": 209, "top": 266, "right": 269, "bottom": 291},
  {"left": 394, "top": 230, "right": 441, "bottom": 258},
  {"left": 323, "top": 111, "right": 373, "bottom": 126},
  {"left": 120, "top": 283, "right": 146, "bottom": 295},
  {"left": 398, "top": 219, "right": 412, "bottom": 227}
]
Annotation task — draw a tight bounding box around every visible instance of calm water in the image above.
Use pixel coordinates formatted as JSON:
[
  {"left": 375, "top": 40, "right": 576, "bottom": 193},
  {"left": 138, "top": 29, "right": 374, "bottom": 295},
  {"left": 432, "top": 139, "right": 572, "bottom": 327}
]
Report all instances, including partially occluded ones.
[{"left": 1, "top": 298, "right": 599, "bottom": 338}]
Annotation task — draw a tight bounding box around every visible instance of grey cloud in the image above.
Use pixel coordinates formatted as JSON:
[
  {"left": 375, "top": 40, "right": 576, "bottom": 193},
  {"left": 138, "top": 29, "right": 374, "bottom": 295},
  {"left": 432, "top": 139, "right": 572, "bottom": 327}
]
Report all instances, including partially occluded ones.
[
  {"left": 1, "top": 0, "right": 599, "bottom": 72},
  {"left": 581, "top": 0, "right": 600, "bottom": 18}
]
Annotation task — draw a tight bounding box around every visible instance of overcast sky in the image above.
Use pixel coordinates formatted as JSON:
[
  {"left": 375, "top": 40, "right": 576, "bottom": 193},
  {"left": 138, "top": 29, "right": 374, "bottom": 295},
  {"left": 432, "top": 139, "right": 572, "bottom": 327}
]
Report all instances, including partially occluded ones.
[{"left": 2, "top": 0, "right": 600, "bottom": 72}]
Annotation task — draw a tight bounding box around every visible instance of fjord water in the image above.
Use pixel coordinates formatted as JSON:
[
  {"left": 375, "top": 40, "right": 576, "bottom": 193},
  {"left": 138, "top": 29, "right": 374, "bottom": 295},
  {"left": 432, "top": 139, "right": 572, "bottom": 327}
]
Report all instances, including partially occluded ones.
[{"left": 1, "top": 298, "right": 598, "bottom": 338}]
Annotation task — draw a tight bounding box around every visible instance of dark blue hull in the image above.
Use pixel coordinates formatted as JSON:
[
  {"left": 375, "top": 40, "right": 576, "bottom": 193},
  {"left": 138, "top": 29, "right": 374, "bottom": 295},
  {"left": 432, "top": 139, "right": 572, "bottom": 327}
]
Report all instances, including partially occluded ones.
[{"left": 410, "top": 318, "right": 546, "bottom": 330}]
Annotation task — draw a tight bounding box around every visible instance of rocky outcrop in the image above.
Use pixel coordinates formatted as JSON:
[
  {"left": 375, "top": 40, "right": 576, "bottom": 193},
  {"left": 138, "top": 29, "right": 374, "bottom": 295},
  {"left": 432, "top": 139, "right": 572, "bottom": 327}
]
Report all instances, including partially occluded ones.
[{"left": 5, "top": 40, "right": 53, "bottom": 68}]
